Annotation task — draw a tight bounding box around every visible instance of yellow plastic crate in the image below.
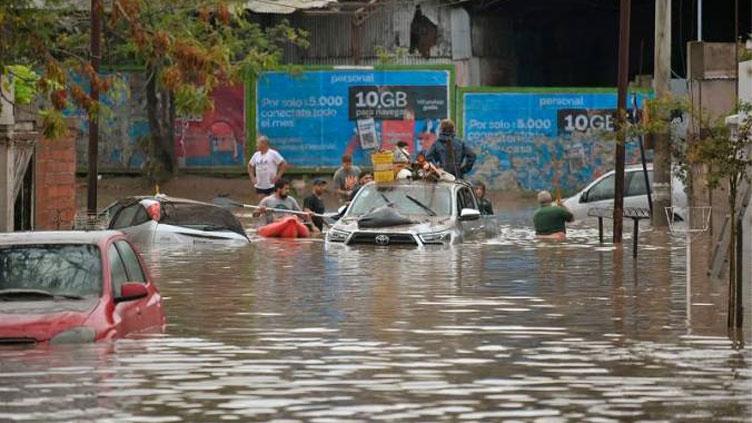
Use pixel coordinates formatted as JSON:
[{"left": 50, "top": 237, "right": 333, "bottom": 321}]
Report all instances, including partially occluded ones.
[{"left": 371, "top": 152, "right": 394, "bottom": 183}]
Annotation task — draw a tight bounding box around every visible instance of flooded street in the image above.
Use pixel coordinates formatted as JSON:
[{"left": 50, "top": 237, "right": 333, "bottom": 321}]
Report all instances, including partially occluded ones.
[{"left": 1, "top": 203, "right": 751, "bottom": 422}]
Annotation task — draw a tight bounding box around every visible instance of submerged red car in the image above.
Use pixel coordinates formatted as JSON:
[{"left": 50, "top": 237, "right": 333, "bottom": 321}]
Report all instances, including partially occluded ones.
[{"left": 0, "top": 231, "right": 164, "bottom": 345}]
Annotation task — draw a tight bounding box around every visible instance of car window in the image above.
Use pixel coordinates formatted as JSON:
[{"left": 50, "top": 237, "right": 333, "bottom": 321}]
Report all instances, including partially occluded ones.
[
  {"left": 0, "top": 244, "right": 102, "bottom": 297},
  {"left": 456, "top": 191, "right": 465, "bottom": 214},
  {"left": 586, "top": 174, "right": 615, "bottom": 202},
  {"left": 460, "top": 188, "right": 477, "bottom": 210},
  {"left": 111, "top": 204, "right": 139, "bottom": 229},
  {"left": 626, "top": 170, "right": 653, "bottom": 197},
  {"left": 109, "top": 244, "right": 129, "bottom": 297},
  {"left": 100, "top": 203, "right": 123, "bottom": 223},
  {"left": 115, "top": 240, "right": 146, "bottom": 283},
  {"left": 131, "top": 205, "right": 149, "bottom": 227}
]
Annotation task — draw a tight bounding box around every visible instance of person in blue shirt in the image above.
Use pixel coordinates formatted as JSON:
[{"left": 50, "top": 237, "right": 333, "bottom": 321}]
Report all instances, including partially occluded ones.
[{"left": 425, "top": 119, "right": 476, "bottom": 179}]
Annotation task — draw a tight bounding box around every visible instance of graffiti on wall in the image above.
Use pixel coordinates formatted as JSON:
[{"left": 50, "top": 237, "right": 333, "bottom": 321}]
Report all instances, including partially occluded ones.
[
  {"left": 175, "top": 84, "right": 246, "bottom": 168},
  {"left": 256, "top": 69, "right": 451, "bottom": 168},
  {"left": 462, "top": 91, "right": 650, "bottom": 192},
  {"left": 73, "top": 72, "right": 245, "bottom": 170},
  {"left": 73, "top": 72, "right": 148, "bottom": 170}
]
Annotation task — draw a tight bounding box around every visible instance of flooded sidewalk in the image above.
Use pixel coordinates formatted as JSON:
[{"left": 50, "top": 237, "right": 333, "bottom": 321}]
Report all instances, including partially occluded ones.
[{"left": 1, "top": 203, "right": 750, "bottom": 422}]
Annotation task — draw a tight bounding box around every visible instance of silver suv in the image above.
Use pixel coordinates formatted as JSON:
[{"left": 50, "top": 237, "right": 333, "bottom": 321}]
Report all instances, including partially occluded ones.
[{"left": 326, "top": 180, "right": 498, "bottom": 246}]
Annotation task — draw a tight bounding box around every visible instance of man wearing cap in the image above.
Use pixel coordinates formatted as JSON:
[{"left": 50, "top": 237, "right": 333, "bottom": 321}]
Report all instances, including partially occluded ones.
[
  {"left": 304, "top": 178, "right": 328, "bottom": 232},
  {"left": 532, "top": 190, "right": 573, "bottom": 239}
]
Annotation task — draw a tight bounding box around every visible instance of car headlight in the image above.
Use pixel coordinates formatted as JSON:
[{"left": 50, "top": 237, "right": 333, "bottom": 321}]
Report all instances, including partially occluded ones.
[
  {"left": 328, "top": 229, "right": 350, "bottom": 243},
  {"left": 420, "top": 231, "right": 452, "bottom": 244},
  {"left": 50, "top": 326, "right": 96, "bottom": 344}
]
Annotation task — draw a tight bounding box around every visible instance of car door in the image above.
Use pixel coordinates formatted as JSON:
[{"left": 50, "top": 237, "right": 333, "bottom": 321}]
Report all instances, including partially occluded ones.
[
  {"left": 109, "top": 241, "right": 151, "bottom": 336},
  {"left": 624, "top": 169, "right": 653, "bottom": 211},
  {"left": 108, "top": 242, "right": 138, "bottom": 337},
  {"left": 457, "top": 187, "right": 482, "bottom": 240},
  {"left": 114, "top": 240, "right": 162, "bottom": 332}
]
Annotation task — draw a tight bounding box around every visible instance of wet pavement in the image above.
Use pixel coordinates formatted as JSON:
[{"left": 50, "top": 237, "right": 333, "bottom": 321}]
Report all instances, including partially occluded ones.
[{"left": 1, "top": 203, "right": 751, "bottom": 422}]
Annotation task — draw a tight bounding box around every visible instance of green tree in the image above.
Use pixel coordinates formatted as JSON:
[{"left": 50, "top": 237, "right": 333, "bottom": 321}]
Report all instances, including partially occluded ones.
[
  {"left": 1, "top": 0, "right": 308, "bottom": 182},
  {"left": 628, "top": 95, "right": 751, "bottom": 328},
  {"left": 689, "top": 103, "right": 752, "bottom": 328}
]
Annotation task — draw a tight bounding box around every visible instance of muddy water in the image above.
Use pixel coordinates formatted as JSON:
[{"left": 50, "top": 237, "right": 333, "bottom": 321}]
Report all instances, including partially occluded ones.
[{"left": 1, "top": 204, "right": 751, "bottom": 422}]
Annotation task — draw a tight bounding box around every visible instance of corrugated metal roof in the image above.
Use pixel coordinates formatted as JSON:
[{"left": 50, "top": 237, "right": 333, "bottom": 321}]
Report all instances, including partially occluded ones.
[{"left": 244, "top": 0, "right": 337, "bottom": 14}]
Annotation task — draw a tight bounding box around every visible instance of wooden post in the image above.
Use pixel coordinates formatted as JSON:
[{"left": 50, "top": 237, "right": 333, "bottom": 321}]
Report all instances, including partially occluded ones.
[
  {"left": 614, "top": 0, "right": 632, "bottom": 243},
  {"left": 87, "top": 0, "right": 102, "bottom": 214}
]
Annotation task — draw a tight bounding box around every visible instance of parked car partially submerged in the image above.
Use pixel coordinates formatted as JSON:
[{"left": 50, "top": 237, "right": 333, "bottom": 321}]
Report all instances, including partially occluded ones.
[
  {"left": 327, "top": 180, "right": 498, "bottom": 246},
  {"left": 0, "top": 231, "right": 164, "bottom": 345},
  {"left": 101, "top": 195, "right": 249, "bottom": 244},
  {"left": 562, "top": 164, "right": 688, "bottom": 222}
]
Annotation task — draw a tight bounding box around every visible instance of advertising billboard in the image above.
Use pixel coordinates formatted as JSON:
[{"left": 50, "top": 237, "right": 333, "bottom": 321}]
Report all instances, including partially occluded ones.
[
  {"left": 176, "top": 84, "right": 246, "bottom": 168},
  {"left": 255, "top": 68, "right": 452, "bottom": 168},
  {"left": 462, "top": 90, "right": 650, "bottom": 192}
]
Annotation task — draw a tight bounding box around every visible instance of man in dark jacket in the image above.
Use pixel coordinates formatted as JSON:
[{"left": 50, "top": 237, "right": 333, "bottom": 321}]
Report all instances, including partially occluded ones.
[{"left": 425, "top": 119, "right": 476, "bottom": 179}]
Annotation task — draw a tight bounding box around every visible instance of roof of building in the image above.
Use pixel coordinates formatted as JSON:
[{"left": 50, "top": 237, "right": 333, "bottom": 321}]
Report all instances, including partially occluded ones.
[{"left": 244, "top": 0, "right": 338, "bottom": 14}]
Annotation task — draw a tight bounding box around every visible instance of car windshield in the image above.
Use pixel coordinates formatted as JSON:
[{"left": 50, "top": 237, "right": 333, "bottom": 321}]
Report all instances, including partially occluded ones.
[
  {"left": 348, "top": 184, "right": 452, "bottom": 217},
  {"left": 159, "top": 202, "right": 246, "bottom": 237},
  {"left": 0, "top": 244, "right": 102, "bottom": 298}
]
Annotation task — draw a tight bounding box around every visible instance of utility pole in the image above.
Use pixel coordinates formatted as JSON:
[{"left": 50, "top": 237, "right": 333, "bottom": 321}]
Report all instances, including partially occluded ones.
[
  {"left": 614, "top": 0, "right": 632, "bottom": 243},
  {"left": 653, "top": 0, "right": 672, "bottom": 227},
  {"left": 697, "top": 0, "right": 702, "bottom": 41},
  {"left": 87, "top": 0, "right": 102, "bottom": 214}
]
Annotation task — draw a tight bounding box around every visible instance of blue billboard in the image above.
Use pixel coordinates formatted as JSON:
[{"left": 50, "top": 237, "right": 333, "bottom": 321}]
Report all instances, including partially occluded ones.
[
  {"left": 255, "top": 69, "right": 451, "bottom": 167},
  {"left": 462, "top": 90, "right": 650, "bottom": 192}
]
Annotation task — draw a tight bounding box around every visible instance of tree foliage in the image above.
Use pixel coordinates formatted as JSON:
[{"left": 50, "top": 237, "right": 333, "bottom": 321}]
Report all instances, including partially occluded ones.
[{"left": 1, "top": 0, "right": 308, "bottom": 180}]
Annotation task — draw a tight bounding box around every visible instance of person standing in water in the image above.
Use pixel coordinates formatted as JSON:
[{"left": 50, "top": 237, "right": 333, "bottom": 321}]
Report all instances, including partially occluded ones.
[
  {"left": 474, "top": 182, "right": 494, "bottom": 215},
  {"left": 532, "top": 190, "right": 573, "bottom": 239},
  {"left": 303, "top": 178, "right": 328, "bottom": 232},
  {"left": 247, "top": 135, "right": 288, "bottom": 201}
]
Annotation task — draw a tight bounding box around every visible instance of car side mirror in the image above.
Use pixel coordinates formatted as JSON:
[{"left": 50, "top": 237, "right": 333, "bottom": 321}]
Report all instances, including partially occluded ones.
[
  {"left": 115, "top": 282, "right": 148, "bottom": 303},
  {"left": 460, "top": 208, "right": 481, "bottom": 221},
  {"left": 580, "top": 191, "right": 588, "bottom": 203}
]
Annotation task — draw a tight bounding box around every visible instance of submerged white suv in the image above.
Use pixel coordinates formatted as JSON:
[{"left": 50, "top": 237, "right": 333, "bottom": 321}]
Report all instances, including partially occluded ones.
[{"left": 562, "top": 164, "right": 687, "bottom": 222}]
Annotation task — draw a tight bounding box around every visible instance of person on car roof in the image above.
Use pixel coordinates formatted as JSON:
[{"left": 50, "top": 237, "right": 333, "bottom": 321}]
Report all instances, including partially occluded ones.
[{"left": 425, "top": 119, "right": 476, "bottom": 179}]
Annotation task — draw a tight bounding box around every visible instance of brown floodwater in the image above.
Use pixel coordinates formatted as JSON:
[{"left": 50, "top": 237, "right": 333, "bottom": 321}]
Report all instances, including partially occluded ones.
[{"left": 0, "top": 202, "right": 750, "bottom": 422}]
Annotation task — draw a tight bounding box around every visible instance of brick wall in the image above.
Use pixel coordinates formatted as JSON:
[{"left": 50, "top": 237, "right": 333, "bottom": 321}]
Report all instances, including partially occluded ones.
[{"left": 35, "top": 132, "right": 76, "bottom": 230}]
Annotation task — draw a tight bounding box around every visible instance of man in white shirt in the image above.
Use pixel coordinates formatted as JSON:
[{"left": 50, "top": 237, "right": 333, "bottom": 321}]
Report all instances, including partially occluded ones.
[{"left": 247, "top": 135, "right": 288, "bottom": 200}]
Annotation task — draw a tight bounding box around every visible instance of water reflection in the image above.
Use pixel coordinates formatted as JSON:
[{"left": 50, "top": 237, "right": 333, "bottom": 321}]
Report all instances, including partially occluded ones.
[{"left": 1, "top": 203, "right": 750, "bottom": 422}]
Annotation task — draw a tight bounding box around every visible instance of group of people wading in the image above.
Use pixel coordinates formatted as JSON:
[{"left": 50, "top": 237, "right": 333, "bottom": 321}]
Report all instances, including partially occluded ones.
[{"left": 246, "top": 118, "right": 573, "bottom": 238}]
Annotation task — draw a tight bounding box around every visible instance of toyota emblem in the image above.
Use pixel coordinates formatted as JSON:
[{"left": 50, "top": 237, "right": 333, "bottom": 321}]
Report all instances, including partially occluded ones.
[{"left": 374, "top": 235, "right": 390, "bottom": 245}]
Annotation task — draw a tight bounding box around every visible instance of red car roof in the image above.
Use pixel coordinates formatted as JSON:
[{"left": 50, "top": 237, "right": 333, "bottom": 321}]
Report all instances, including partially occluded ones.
[{"left": 0, "top": 231, "right": 123, "bottom": 246}]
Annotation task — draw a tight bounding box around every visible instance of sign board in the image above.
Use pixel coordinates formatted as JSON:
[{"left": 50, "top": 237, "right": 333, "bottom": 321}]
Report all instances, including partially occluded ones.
[
  {"left": 461, "top": 90, "right": 650, "bottom": 192},
  {"left": 255, "top": 69, "right": 451, "bottom": 168},
  {"left": 176, "top": 84, "right": 246, "bottom": 168}
]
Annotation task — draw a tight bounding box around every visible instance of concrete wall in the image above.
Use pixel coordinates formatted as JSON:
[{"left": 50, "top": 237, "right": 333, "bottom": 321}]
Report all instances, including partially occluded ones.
[{"left": 686, "top": 43, "right": 738, "bottom": 240}]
